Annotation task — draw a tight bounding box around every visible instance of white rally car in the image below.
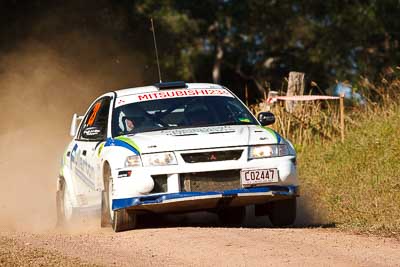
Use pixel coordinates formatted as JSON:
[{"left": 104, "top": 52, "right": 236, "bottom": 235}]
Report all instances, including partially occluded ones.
[{"left": 57, "top": 81, "right": 299, "bottom": 232}]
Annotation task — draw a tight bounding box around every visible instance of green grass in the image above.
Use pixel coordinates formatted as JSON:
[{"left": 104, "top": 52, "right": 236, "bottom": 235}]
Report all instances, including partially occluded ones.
[{"left": 298, "top": 106, "right": 400, "bottom": 237}]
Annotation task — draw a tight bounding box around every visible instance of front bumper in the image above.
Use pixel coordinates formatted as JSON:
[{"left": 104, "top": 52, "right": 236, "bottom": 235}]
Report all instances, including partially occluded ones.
[
  {"left": 112, "top": 185, "right": 299, "bottom": 214},
  {"left": 113, "top": 155, "right": 298, "bottom": 199}
]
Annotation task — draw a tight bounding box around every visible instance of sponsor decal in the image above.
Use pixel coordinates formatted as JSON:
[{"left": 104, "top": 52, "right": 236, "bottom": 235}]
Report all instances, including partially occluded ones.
[
  {"left": 83, "top": 127, "right": 102, "bottom": 136},
  {"left": 97, "top": 142, "right": 105, "bottom": 157},
  {"left": 164, "top": 126, "right": 235, "bottom": 136},
  {"left": 238, "top": 118, "right": 251, "bottom": 123},
  {"left": 115, "top": 89, "right": 233, "bottom": 107},
  {"left": 117, "top": 99, "right": 126, "bottom": 105},
  {"left": 87, "top": 102, "right": 101, "bottom": 126},
  {"left": 70, "top": 143, "right": 96, "bottom": 189},
  {"left": 70, "top": 143, "right": 78, "bottom": 168},
  {"left": 75, "top": 165, "right": 95, "bottom": 189}
]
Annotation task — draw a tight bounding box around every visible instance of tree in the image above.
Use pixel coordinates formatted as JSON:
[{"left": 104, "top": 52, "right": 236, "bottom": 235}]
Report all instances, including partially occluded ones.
[{"left": 2, "top": 0, "right": 400, "bottom": 99}]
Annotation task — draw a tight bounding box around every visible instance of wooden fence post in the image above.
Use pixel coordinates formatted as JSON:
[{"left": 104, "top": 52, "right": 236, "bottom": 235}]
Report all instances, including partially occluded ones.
[
  {"left": 340, "top": 93, "right": 345, "bottom": 143},
  {"left": 286, "top": 72, "right": 305, "bottom": 113}
]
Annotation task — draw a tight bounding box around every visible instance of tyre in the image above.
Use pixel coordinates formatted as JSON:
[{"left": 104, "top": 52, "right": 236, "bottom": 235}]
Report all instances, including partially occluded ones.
[
  {"left": 112, "top": 209, "right": 138, "bottom": 232},
  {"left": 101, "top": 165, "right": 113, "bottom": 228},
  {"left": 218, "top": 206, "right": 246, "bottom": 226},
  {"left": 101, "top": 164, "right": 138, "bottom": 232},
  {"left": 56, "top": 179, "right": 74, "bottom": 227},
  {"left": 101, "top": 190, "right": 110, "bottom": 227},
  {"left": 268, "top": 198, "right": 296, "bottom": 227}
]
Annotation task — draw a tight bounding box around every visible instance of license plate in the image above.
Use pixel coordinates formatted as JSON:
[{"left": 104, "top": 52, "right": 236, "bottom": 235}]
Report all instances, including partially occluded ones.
[{"left": 240, "top": 168, "right": 279, "bottom": 187}]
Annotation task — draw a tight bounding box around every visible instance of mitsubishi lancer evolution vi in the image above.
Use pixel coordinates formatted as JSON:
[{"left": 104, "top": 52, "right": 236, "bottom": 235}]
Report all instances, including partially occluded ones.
[{"left": 57, "top": 81, "right": 299, "bottom": 232}]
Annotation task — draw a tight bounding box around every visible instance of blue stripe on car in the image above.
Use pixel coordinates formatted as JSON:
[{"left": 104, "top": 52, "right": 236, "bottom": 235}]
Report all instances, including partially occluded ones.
[{"left": 104, "top": 138, "right": 140, "bottom": 155}]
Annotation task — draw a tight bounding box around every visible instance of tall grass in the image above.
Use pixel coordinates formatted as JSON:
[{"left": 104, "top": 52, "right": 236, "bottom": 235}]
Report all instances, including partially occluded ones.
[
  {"left": 299, "top": 106, "right": 400, "bottom": 236},
  {"left": 251, "top": 97, "right": 343, "bottom": 149}
]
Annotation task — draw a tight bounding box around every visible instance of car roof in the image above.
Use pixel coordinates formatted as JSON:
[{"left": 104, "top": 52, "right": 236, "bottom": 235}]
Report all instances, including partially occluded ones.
[{"left": 114, "top": 83, "right": 225, "bottom": 97}]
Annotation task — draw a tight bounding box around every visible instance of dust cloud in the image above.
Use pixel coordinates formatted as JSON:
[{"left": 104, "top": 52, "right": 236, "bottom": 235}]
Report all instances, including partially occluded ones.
[
  {"left": 0, "top": 44, "right": 323, "bottom": 231},
  {"left": 0, "top": 9, "right": 323, "bottom": 232},
  {"left": 0, "top": 42, "right": 325, "bottom": 232},
  {"left": 0, "top": 34, "right": 144, "bottom": 232}
]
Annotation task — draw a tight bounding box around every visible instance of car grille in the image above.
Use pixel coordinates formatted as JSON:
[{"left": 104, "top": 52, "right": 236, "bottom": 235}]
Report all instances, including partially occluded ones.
[
  {"left": 180, "top": 170, "right": 241, "bottom": 192},
  {"left": 150, "top": 175, "right": 168, "bottom": 193},
  {"left": 180, "top": 150, "right": 243, "bottom": 163}
]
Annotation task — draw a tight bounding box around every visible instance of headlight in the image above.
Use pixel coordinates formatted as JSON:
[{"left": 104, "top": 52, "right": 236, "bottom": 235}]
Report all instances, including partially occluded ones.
[
  {"left": 248, "top": 144, "right": 290, "bottom": 159},
  {"left": 125, "top": 155, "right": 142, "bottom": 167},
  {"left": 141, "top": 152, "right": 177, "bottom": 166}
]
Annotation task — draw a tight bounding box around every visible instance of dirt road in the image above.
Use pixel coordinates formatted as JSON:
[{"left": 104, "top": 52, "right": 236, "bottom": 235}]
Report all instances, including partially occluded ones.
[{"left": 1, "top": 216, "right": 400, "bottom": 267}]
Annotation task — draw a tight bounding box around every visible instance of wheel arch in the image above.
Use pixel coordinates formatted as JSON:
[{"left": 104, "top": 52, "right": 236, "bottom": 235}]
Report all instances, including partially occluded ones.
[
  {"left": 57, "top": 167, "right": 78, "bottom": 207},
  {"left": 101, "top": 160, "right": 111, "bottom": 189}
]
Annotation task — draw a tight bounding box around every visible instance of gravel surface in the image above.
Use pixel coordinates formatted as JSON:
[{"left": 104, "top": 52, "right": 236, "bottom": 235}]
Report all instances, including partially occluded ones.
[
  {"left": 0, "top": 235, "right": 97, "bottom": 266},
  {"left": 1, "top": 223, "right": 400, "bottom": 267}
]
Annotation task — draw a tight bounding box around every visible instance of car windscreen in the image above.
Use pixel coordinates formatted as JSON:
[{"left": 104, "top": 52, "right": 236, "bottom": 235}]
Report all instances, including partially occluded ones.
[{"left": 112, "top": 95, "right": 258, "bottom": 136}]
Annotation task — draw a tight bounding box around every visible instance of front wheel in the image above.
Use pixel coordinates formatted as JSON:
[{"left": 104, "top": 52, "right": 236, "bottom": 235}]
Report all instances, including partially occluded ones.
[
  {"left": 268, "top": 198, "right": 297, "bottom": 227},
  {"left": 101, "top": 165, "right": 138, "bottom": 232},
  {"left": 112, "top": 209, "right": 138, "bottom": 232}
]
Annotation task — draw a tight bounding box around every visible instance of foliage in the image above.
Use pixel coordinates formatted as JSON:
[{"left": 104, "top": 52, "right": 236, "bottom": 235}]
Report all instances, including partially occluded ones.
[
  {"left": 1, "top": 1, "right": 400, "bottom": 99},
  {"left": 134, "top": 0, "right": 400, "bottom": 97}
]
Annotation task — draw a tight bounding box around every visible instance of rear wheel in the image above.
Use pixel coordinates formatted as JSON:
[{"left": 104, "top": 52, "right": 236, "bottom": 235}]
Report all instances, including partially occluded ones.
[
  {"left": 268, "top": 198, "right": 296, "bottom": 227},
  {"left": 101, "top": 165, "right": 138, "bottom": 232},
  {"left": 218, "top": 207, "right": 246, "bottom": 226},
  {"left": 56, "top": 179, "right": 74, "bottom": 227}
]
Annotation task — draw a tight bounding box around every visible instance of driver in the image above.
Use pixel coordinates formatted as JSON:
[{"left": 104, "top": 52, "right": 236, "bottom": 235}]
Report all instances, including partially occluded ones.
[
  {"left": 125, "top": 118, "right": 135, "bottom": 132},
  {"left": 117, "top": 104, "right": 166, "bottom": 134},
  {"left": 118, "top": 110, "right": 136, "bottom": 133}
]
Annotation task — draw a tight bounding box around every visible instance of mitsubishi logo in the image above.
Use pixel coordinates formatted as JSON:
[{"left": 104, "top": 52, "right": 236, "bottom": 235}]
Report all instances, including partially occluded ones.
[{"left": 209, "top": 153, "right": 217, "bottom": 161}]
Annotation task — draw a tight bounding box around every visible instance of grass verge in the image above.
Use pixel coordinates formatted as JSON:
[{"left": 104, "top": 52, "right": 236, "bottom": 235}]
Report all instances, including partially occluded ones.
[{"left": 298, "top": 105, "right": 400, "bottom": 237}]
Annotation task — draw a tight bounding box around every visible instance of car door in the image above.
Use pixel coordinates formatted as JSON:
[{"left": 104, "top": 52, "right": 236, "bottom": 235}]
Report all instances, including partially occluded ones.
[{"left": 71, "top": 96, "right": 111, "bottom": 207}]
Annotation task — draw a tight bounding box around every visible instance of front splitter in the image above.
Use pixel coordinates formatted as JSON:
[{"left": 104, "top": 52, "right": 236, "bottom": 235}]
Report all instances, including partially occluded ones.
[{"left": 112, "top": 185, "right": 299, "bottom": 213}]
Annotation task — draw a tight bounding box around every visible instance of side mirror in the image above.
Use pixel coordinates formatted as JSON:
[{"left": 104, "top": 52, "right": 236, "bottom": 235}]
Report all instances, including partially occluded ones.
[
  {"left": 257, "top": 111, "right": 275, "bottom": 126},
  {"left": 70, "top": 113, "right": 84, "bottom": 137},
  {"left": 81, "top": 126, "right": 105, "bottom": 140},
  {"left": 70, "top": 114, "right": 78, "bottom": 137}
]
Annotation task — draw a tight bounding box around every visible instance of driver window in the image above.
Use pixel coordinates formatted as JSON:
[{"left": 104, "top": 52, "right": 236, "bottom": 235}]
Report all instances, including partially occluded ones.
[{"left": 78, "top": 97, "right": 111, "bottom": 140}]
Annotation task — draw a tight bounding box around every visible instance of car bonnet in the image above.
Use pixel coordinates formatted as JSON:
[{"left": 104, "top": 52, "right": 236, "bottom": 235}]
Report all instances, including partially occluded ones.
[{"left": 116, "top": 125, "right": 282, "bottom": 154}]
